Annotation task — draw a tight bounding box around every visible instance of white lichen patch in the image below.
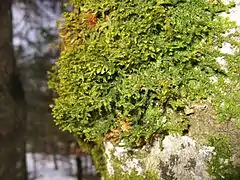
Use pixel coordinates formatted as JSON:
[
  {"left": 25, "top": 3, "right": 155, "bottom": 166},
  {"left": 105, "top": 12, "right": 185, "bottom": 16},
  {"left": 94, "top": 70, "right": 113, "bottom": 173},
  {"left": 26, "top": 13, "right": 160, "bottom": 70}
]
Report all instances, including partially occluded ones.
[
  {"left": 104, "top": 135, "right": 215, "bottom": 180},
  {"left": 104, "top": 141, "right": 115, "bottom": 175},
  {"left": 220, "top": 0, "right": 240, "bottom": 52},
  {"left": 104, "top": 141, "right": 144, "bottom": 176},
  {"left": 156, "top": 136, "right": 214, "bottom": 180},
  {"left": 199, "top": 146, "right": 216, "bottom": 159},
  {"left": 211, "top": 0, "right": 240, "bottom": 82},
  {"left": 222, "top": 0, "right": 240, "bottom": 26},
  {"left": 122, "top": 158, "right": 143, "bottom": 175},
  {"left": 216, "top": 57, "right": 228, "bottom": 72}
]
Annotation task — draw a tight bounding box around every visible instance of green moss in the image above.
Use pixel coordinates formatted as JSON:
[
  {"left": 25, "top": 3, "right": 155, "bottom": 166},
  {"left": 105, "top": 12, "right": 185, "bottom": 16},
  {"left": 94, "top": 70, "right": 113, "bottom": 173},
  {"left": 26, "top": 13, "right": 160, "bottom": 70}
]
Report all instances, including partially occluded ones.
[
  {"left": 207, "top": 135, "right": 240, "bottom": 180},
  {"left": 77, "top": 139, "right": 107, "bottom": 174},
  {"left": 49, "top": 0, "right": 240, "bottom": 149},
  {"left": 48, "top": 0, "right": 240, "bottom": 175},
  {"left": 106, "top": 170, "right": 158, "bottom": 180},
  {"left": 105, "top": 158, "right": 158, "bottom": 180}
]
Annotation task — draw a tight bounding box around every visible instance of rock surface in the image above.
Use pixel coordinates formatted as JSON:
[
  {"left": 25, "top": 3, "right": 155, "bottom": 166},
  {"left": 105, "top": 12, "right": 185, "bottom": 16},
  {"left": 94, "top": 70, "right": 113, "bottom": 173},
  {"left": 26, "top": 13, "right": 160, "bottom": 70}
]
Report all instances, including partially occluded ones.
[{"left": 104, "top": 136, "right": 215, "bottom": 180}]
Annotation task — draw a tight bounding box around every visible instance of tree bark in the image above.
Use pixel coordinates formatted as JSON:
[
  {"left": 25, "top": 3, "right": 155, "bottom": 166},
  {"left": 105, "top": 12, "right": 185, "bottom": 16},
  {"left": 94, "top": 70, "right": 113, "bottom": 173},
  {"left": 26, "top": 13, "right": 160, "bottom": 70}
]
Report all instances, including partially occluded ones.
[
  {"left": 76, "top": 156, "right": 83, "bottom": 180},
  {"left": 0, "top": 0, "right": 27, "bottom": 180}
]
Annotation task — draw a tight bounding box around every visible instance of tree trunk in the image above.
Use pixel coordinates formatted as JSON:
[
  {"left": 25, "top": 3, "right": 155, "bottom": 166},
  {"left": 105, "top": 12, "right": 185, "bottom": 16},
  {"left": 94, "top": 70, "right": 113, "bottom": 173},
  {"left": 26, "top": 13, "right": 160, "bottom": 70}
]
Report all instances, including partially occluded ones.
[
  {"left": 0, "top": 0, "right": 27, "bottom": 180},
  {"left": 52, "top": 141, "right": 59, "bottom": 170},
  {"left": 76, "top": 156, "right": 83, "bottom": 180}
]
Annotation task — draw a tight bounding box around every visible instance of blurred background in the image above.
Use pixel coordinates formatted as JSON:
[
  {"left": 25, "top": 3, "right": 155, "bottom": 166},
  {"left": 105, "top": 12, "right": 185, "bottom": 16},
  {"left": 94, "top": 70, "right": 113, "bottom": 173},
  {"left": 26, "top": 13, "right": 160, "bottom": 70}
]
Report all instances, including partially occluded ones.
[{"left": 0, "top": 0, "right": 101, "bottom": 179}]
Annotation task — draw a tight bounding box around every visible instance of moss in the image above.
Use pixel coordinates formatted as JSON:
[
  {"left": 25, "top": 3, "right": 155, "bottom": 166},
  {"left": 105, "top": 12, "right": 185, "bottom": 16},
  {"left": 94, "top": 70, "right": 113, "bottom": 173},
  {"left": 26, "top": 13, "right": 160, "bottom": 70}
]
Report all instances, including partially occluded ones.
[
  {"left": 77, "top": 139, "right": 107, "bottom": 175},
  {"left": 49, "top": 0, "right": 240, "bottom": 177},
  {"left": 207, "top": 135, "right": 240, "bottom": 180},
  {"left": 103, "top": 145, "right": 159, "bottom": 180},
  {"left": 187, "top": 101, "right": 240, "bottom": 179},
  {"left": 105, "top": 166, "right": 158, "bottom": 180},
  {"left": 106, "top": 170, "right": 158, "bottom": 180},
  {"left": 49, "top": 0, "right": 240, "bottom": 151}
]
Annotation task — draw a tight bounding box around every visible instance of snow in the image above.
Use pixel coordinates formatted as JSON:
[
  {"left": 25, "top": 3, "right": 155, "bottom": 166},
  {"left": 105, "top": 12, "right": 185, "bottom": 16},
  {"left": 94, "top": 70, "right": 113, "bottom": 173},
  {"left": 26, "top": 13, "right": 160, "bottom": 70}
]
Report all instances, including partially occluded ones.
[{"left": 26, "top": 153, "right": 97, "bottom": 180}]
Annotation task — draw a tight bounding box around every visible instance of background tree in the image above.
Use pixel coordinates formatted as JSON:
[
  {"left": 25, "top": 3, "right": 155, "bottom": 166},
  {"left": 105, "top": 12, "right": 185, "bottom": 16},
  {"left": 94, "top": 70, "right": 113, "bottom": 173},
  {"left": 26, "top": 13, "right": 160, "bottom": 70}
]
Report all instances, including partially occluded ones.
[
  {"left": 10, "top": 0, "right": 99, "bottom": 179},
  {"left": 0, "top": 0, "right": 72, "bottom": 179},
  {"left": 13, "top": 0, "right": 66, "bottom": 152},
  {"left": 0, "top": 0, "right": 27, "bottom": 179}
]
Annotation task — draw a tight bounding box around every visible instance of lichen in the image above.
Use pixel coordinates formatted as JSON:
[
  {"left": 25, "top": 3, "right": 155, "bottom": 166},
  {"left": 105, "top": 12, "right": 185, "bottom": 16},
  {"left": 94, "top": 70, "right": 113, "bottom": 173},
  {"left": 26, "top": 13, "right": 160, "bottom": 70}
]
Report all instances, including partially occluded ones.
[
  {"left": 104, "top": 136, "right": 216, "bottom": 179},
  {"left": 105, "top": 168, "right": 158, "bottom": 180},
  {"left": 104, "top": 144, "right": 158, "bottom": 180}
]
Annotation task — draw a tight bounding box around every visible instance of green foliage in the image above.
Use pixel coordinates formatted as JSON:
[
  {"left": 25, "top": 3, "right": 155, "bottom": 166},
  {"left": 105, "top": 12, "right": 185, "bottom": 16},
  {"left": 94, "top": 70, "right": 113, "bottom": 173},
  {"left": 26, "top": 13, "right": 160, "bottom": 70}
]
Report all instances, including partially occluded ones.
[
  {"left": 207, "top": 135, "right": 240, "bottom": 180},
  {"left": 48, "top": 0, "right": 240, "bottom": 149},
  {"left": 77, "top": 139, "right": 106, "bottom": 174}
]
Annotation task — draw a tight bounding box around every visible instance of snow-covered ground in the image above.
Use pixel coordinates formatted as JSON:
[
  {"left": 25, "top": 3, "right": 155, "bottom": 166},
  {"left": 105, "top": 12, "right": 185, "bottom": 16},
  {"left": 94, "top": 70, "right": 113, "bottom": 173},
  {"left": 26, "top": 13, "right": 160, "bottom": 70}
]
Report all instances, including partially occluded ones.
[{"left": 27, "top": 153, "right": 97, "bottom": 180}]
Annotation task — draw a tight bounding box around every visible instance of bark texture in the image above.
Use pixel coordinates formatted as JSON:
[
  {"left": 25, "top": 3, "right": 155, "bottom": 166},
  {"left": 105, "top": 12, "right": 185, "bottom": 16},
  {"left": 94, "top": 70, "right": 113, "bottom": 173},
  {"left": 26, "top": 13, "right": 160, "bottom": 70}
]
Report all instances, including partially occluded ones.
[{"left": 0, "top": 0, "right": 27, "bottom": 179}]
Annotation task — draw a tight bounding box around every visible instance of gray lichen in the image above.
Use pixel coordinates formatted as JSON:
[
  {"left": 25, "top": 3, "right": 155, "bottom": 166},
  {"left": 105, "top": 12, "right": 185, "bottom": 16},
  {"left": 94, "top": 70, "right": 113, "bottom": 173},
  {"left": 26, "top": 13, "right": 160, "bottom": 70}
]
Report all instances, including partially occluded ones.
[{"left": 104, "top": 135, "right": 215, "bottom": 180}]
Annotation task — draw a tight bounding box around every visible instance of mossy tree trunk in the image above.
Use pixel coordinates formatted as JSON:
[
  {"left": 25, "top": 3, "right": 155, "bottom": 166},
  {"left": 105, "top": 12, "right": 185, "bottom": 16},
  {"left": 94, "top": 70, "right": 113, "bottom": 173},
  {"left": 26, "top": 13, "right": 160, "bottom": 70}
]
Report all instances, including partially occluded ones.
[{"left": 0, "top": 0, "right": 27, "bottom": 179}]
